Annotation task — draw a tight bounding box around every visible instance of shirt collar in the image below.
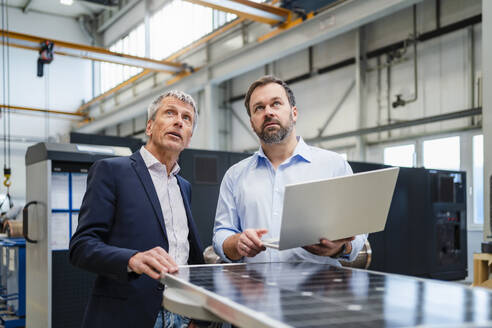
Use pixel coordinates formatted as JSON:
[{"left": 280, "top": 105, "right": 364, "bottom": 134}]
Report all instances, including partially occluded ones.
[
  {"left": 254, "top": 136, "right": 312, "bottom": 166},
  {"left": 140, "top": 146, "right": 180, "bottom": 176},
  {"left": 292, "top": 136, "right": 312, "bottom": 163}
]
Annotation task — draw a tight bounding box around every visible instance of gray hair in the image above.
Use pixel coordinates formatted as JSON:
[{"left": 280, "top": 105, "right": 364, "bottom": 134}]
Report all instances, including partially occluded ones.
[{"left": 147, "top": 90, "right": 198, "bottom": 132}]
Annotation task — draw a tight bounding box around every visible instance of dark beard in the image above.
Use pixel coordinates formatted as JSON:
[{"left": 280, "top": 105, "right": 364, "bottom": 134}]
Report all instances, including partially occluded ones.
[{"left": 254, "top": 113, "right": 294, "bottom": 144}]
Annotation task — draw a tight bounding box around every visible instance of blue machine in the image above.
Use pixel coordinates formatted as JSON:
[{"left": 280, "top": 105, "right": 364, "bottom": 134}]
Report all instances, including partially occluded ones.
[{"left": 0, "top": 238, "right": 26, "bottom": 328}]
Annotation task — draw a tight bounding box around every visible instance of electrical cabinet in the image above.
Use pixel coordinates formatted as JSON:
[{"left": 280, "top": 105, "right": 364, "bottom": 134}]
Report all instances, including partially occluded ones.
[
  {"left": 178, "top": 148, "right": 250, "bottom": 248},
  {"left": 350, "top": 162, "right": 467, "bottom": 280}
]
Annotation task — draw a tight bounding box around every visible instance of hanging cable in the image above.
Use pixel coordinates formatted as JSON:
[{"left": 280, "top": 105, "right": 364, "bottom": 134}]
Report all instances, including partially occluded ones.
[
  {"left": 1, "top": 0, "right": 12, "bottom": 204},
  {"left": 6, "top": 0, "right": 10, "bottom": 172},
  {"left": 1, "top": 0, "right": 7, "bottom": 181},
  {"left": 1, "top": 0, "right": 6, "bottom": 172}
]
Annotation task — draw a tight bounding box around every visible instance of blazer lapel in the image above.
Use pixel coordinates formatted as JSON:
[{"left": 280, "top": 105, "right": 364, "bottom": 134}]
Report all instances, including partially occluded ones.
[
  {"left": 177, "top": 176, "right": 204, "bottom": 264},
  {"left": 130, "top": 151, "right": 168, "bottom": 240},
  {"left": 176, "top": 177, "right": 191, "bottom": 222}
]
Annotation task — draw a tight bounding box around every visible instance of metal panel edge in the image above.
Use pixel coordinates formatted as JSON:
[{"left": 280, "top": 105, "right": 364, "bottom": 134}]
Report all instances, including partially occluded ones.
[
  {"left": 26, "top": 160, "right": 52, "bottom": 328},
  {"left": 164, "top": 273, "right": 291, "bottom": 328}
]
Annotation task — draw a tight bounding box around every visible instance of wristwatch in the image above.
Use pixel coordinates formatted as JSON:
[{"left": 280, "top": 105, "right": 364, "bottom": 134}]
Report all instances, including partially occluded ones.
[{"left": 333, "top": 242, "right": 350, "bottom": 259}]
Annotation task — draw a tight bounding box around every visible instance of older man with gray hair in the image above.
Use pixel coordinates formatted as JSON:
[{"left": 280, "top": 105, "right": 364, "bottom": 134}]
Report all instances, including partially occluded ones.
[{"left": 70, "top": 90, "right": 205, "bottom": 328}]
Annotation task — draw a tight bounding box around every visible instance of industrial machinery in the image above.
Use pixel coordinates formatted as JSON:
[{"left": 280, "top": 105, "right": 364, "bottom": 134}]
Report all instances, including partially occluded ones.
[
  {"left": 0, "top": 238, "right": 26, "bottom": 328},
  {"left": 178, "top": 148, "right": 249, "bottom": 248},
  {"left": 350, "top": 162, "right": 467, "bottom": 280},
  {"left": 24, "top": 143, "right": 131, "bottom": 328}
]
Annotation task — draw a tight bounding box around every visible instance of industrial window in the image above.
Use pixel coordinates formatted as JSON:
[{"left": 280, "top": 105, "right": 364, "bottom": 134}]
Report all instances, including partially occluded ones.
[
  {"left": 213, "top": 9, "right": 237, "bottom": 30},
  {"left": 150, "top": 1, "right": 237, "bottom": 60},
  {"left": 98, "top": 0, "right": 263, "bottom": 94},
  {"left": 473, "top": 134, "right": 483, "bottom": 225},
  {"left": 423, "top": 136, "right": 460, "bottom": 171},
  {"left": 100, "top": 23, "right": 145, "bottom": 93},
  {"left": 384, "top": 144, "right": 415, "bottom": 167}
]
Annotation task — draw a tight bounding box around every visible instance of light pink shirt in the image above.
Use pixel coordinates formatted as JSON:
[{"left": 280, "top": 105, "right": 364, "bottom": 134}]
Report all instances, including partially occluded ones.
[{"left": 140, "top": 146, "right": 190, "bottom": 265}]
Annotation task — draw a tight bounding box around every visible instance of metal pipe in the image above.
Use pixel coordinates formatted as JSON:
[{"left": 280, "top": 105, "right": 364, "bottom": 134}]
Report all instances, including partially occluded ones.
[
  {"left": 308, "top": 46, "right": 314, "bottom": 74},
  {"left": 226, "top": 105, "right": 258, "bottom": 143},
  {"left": 184, "top": 0, "right": 291, "bottom": 25},
  {"left": 387, "top": 54, "right": 392, "bottom": 127},
  {"left": 308, "top": 107, "right": 482, "bottom": 143},
  {"left": 377, "top": 56, "right": 382, "bottom": 140},
  {"left": 407, "top": 5, "right": 419, "bottom": 103},
  {"left": 23, "top": 0, "right": 33, "bottom": 13},
  {"left": 0, "top": 134, "right": 49, "bottom": 143},
  {"left": 478, "top": 74, "right": 483, "bottom": 108},
  {"left": 317, "top": 80, "right": 355, "bottom": 138},
  {"left": 470, "top": 25, "right": 475, "bottom": 125},
  {"left": 77, "top": 15, "right": 94, "bottom": 45},
  {"left": 0, "top": 104, "right": 86, "bottom": 118},
  {"left": 392, "top": 5, "right": 418, "bottom": 108},
  {"left": 366, "top": 56, "right": 409, "bottom": 72},
  {"left": 436, "top": 0, "right": 441, "bottom": 29},
  {"left": 97, "top": 0, "right": 140, "bottom": 34}
]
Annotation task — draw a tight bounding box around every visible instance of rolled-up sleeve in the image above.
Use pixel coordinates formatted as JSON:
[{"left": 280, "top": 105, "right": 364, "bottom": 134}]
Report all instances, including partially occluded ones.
[
  {"left": 345, "top": 233, "right": 368, "bottom": 261},
  {"left": 213, "top": 169, "right": 241, "bottom": 262}
]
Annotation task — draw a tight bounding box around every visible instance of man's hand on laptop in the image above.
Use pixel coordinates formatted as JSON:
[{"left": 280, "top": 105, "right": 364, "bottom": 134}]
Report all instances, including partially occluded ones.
[
  {"left": 223, "top": 229, "right": 268, "bottom": 260},
  {"left": 303, "top": 236, "right": 355, "bottom": 257}
]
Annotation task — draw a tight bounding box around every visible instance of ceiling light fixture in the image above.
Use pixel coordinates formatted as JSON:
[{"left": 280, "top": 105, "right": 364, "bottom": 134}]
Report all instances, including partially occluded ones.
[{"left": 60, "top": 0, "right": 74, "bottom": 5}]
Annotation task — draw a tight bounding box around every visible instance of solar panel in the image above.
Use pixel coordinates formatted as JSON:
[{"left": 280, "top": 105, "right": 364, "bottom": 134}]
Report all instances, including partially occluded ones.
[{"left": 163, "top": 262, "right": 492, "bottom": 328}]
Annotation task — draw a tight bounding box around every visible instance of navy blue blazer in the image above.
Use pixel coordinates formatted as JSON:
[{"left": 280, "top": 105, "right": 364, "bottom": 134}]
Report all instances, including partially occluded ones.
[{"left": 69, "top": 151, "right": 204, "bottom": 328}]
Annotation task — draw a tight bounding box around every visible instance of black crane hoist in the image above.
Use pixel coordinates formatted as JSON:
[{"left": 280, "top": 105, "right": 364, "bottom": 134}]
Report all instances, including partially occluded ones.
[{"left": 37, "top": 40, "right": 54, "bottom": 77}]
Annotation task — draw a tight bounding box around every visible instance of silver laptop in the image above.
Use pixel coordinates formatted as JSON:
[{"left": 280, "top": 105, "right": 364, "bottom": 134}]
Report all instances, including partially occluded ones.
[{"left": 262, "top": 167, "right": 399, "bottom": 250}]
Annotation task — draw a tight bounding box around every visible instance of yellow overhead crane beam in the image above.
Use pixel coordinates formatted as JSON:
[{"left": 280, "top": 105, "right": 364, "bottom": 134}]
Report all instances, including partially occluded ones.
[
  {"left": 0, "top": 104, "right": 87, "bottom": 118},
  {"left": 0, "top": 29, "right": 184, "bottom": 73},
  {"left": 184, "top": 0, "right": 292, "bottom": 25}
]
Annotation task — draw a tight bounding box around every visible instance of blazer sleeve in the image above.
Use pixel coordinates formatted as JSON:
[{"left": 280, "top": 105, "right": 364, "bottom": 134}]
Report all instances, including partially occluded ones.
[{"left": 69, "top": 159, "right": 138, "bottom": 282}]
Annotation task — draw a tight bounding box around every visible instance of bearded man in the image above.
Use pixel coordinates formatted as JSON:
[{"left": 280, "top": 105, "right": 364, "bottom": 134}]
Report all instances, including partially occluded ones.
[{"left": 212, "top": 75, "right": 367, "bottom": 264}]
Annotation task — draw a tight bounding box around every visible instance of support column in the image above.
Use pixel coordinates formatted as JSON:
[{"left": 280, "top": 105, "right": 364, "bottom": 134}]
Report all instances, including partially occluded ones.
[
  {"left": 144, "top": 0, "right": 151, "bottom": 58},
  {"left": 203, "top": 83, "right": 220, "bottom": 150},
  {"left": 483, "top": 1, "right": 492, "bottom": 241},
  {"left": 355, "top": 27, "right": 367, "bottom": 161}
]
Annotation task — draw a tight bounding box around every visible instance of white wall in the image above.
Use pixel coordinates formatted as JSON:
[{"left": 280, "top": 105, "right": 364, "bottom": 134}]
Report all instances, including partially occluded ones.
[
  {"left": 228, "top": 2, "right": 481, "bottom": 153},
  {"left": 0, "top": 7, "right": 93, "bottom": 206}
]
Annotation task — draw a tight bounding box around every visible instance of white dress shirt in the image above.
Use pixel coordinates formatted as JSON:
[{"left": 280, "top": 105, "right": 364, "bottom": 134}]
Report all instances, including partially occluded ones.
[
  {"left": 213, "top": 136, "right": 367, "bottom": 265},
  {"left": 140, "top": 146, "right": 190, "bottom": 265}
]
